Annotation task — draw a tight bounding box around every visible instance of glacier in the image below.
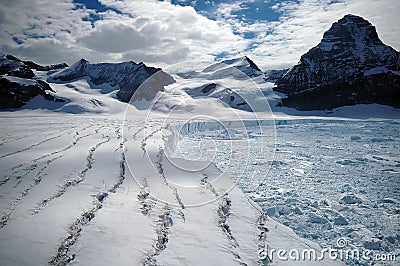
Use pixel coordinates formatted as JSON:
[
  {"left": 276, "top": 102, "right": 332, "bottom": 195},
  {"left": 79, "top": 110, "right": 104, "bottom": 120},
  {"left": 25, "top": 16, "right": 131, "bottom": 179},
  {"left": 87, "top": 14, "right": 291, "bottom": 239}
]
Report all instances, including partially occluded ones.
[{"left": 0, "top": 48, "right": 398, "bottom": 266}]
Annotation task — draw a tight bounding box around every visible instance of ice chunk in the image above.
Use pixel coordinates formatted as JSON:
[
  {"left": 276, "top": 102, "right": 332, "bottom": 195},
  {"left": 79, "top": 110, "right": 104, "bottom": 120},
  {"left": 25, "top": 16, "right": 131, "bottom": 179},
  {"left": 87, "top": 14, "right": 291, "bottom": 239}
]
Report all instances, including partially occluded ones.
[
  {"left": 308, "top": 213, "right": 329, "bottom": 224},
  {"left": 363, "top": 239, "right": 382, "bottom": 250},
  {"left": 334, "top": 215, "right": 349, "bottom": 225},
  {"left": 339, "top": 194, "right": 363, "bottom": 204},
  {"left": 266, "top": 206, "right": 279, "bottom": 217},
  {"left": 293, "top": 206, "right": 303, "bottom": 215}
]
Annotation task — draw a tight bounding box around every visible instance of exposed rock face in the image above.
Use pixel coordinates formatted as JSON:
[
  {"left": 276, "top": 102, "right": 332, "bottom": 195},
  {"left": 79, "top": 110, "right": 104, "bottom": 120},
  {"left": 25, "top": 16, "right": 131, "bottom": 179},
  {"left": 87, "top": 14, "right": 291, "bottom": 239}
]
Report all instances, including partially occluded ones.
[
  {"left": 0, "top": 77, "right": 63, "bottom": 109},
  {"left": 0, "top": 55, "right": 66, "bottom": 109},
  {"left": 274, "top": 14, "right": 400, "bottom": 110},
  {"left": 0, "top": 56, "right": 35, "bottom": 79},
  {"left": 50, "top": 59, "right": 175, "bottom": 102}
]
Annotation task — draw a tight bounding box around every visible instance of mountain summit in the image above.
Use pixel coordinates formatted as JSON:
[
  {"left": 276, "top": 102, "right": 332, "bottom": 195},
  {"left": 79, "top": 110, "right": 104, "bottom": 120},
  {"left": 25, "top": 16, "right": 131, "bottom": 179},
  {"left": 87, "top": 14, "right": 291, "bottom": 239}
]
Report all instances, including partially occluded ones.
[
  {"left": 200, "top": 56, "right": 263, "bottom": 79},
  {"left": 274, "top": 14, "right": 400, "bottom": 110},
  {"left": 177, "top": 56, "right": 263, "bottom": 80}
]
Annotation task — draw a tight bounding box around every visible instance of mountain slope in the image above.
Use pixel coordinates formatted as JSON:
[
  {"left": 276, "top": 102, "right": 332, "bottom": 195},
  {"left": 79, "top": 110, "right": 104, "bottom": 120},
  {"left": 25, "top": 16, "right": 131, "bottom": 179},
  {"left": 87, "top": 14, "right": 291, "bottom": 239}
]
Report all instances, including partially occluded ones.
[
  {"left": 274, "top": 14, "right": 400, "bottom": 110},
  {"left": 49, "top": 59, "right": 175, "bottom": 102},
  {"left": 183, "top": 82, "right": 251, "bottom": 111}
]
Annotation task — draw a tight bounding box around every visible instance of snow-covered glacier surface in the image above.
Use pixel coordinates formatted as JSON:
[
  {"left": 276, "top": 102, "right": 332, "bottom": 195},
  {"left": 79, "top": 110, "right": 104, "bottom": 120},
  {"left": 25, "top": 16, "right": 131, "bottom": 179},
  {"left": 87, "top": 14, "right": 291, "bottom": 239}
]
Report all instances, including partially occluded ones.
[
  {"left": 177, "top": 119, "right": 400, "bottom": 265},
  {"left": 0, "top": 113, "right": 346, "bottom": 266}
]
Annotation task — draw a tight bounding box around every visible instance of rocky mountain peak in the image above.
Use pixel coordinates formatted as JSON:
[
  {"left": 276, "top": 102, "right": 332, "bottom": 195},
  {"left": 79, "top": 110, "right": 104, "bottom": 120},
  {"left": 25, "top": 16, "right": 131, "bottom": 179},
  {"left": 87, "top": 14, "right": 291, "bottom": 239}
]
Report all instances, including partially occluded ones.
[
  {"left": 195, "top": 56, "right": 263, "bottom": 79},
  {"left": 274, "top": 14, "right": 400, "bottom": 110},
  {"left": 244, "top": 56, "right": 262, "bottom": 72},
  {"left": 324, "top": 14, "right": 380, "bottom": 43},
  {"left": 74, "top": 58, "right": 89, "bottom": 68},
  {"left": 315, "top": 14, "right": 397, "bottom": 65}
]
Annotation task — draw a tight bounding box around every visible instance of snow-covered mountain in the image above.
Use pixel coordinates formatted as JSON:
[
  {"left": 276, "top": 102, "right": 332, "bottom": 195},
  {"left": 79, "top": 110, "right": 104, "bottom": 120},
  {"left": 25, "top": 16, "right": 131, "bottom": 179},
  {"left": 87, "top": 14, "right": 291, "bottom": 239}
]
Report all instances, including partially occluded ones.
[
  {"left": 173, "top": 56, "right": 267, "bottom": 112},
  {"left": 0, "top": 55, "right": 66, "bottom": 109},
  {"left": 177, "top": 56, "right": 263, "bottom": 80},
  {"left": 50, "top": 59, "right": 175, "bottom": 102},
  {"left": 274, "top": 14, "right": 400, "bottom": 110}
]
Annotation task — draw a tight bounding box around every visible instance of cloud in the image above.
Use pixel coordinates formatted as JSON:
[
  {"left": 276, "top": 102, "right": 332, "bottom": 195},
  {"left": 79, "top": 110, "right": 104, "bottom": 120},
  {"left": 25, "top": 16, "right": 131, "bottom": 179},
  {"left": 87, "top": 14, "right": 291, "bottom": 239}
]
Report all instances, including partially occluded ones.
[
  {"left": 79, "top": 20, "right": 155, "bottom": 53},
  {"left": 0, "top": 0, "right": 248, "bottom": 67},
  {"left": 245, "top": 0, "right": 400, "bottom": 69},
  {"left": 93, "top": 0, "right": 248, "bottom": 63},
  {"left": 193, "top": 0, "right": 400, "bottom": 70},
  {"left": 0, "top": 0, "right": 398, "bottom": 70},
  {"left": 0, "top": 0, "right": 94, "bottom": 64}
]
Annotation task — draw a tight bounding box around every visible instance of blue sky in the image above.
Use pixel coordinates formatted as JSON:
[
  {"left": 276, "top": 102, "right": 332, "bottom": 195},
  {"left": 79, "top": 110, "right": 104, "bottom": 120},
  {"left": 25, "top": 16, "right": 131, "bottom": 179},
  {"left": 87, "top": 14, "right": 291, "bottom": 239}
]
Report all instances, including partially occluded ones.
[
  {"left": 170, "top": 0, "right": 282, "bottom": 24},
  {"left": 0, "top": 0, "right": 399, "bottom": 70}
]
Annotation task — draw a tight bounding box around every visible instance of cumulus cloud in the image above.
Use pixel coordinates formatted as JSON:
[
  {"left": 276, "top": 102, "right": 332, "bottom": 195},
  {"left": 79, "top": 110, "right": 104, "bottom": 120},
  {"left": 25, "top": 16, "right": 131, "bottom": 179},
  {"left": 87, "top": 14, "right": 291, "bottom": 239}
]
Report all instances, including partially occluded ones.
[
  {"left": 0, "top": 0, "right": 93, "bottom": 64},
  {"left": 79, "top": 21, "right": 154, "bottom": 53},
  {"left": 93, "top": 0, "right": 248, "bottom": 64},
  {"left": 0, "top": 0, "right": 398, "bottom": 70},
  {"left": 0, "top": 0, "right": 248, "bottom": 67}
]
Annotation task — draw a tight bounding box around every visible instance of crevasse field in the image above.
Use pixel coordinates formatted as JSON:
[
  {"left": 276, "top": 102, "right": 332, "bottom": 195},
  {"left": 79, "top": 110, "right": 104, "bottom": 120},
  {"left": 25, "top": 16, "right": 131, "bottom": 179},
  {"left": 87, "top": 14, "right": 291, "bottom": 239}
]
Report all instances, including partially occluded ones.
[{"left": 0, "top": 114, "right": 344, "bottom": 266}]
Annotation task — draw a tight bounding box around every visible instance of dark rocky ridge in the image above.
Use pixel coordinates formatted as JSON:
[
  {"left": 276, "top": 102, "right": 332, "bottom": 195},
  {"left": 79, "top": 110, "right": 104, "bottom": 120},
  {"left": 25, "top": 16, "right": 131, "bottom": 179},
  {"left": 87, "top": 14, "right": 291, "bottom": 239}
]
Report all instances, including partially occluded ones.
[
  {"left": 0, "top": 56, "right": 35, "bottom": 79},
  {"left": 274, "top": 14, "right": 400, "bottom": 110},
  {"left": 0, "top": 78, "right": 63, "bottom": 109},
  {"left": 0, "top": 55, "right": 67, "bottom": 109},
  {"left": 5, "top": 55, "right": 68, "bottom": 72}
]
